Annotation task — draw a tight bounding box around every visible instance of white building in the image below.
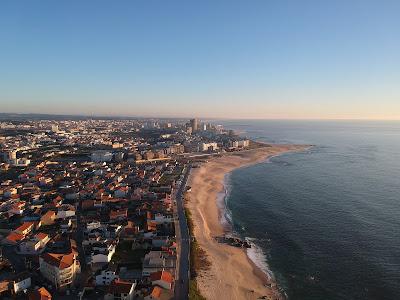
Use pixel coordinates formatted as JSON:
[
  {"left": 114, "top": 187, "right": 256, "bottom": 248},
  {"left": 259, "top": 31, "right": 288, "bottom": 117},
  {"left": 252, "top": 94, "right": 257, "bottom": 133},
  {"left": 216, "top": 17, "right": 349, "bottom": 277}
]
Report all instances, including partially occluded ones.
[
  {"left": 15, "top": 158, "right": 31, "bottom": 167},
  {"left": 201, "top": 142, "right": 218, "bottom": 152},
  {"left": 12, "top": 272, "right": 32, "bottom": 294},
  {"left": 142, "top": 251, "right": 176, "bottom": 277},
  {"left": 86, "top": 221, "right": 102, "bottom": 231},
  {"left": 91, "top": 243, "right": 116, "bottom": 264},
  {"left": 39, "top": 252, "right": 81, "bottom": 289},
  {"left": 153, "top": 213, "right": 173, "bottom": 224},
  {"left": 56, "top": 206, "right": 76, "bottom": 219},
  {"left": 51, "top": 124, "right": 59, "bottom": 133},
  {"left": 230, "top": 139, "right": 250, "bottom": 149},
  {"left": 91, "top": 151, "right": 113, "bottom": 162},
  {"left": 95, "top": 270, "right": 119, "bottom": 286},
  {"left": 18, "top": 233, "right": 50, "bottom": 254},
  {"left": 150, "top": 270, "right": 174, "bottom": 290}
]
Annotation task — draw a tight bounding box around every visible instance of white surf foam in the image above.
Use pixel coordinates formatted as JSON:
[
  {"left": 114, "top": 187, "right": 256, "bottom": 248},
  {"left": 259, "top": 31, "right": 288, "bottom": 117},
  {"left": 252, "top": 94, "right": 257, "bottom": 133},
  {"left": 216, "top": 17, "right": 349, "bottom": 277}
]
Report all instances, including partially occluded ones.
[{"left": 245, "top": 237, "right": 274, "bottom": 280}]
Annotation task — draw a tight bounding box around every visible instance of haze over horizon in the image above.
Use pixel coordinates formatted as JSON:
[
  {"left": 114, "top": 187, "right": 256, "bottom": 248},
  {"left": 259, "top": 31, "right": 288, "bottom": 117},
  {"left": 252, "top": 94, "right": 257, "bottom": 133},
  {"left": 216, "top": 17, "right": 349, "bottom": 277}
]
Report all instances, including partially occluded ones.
[{"left": 1, "top": 1, "right": 400, "bottom": 120}]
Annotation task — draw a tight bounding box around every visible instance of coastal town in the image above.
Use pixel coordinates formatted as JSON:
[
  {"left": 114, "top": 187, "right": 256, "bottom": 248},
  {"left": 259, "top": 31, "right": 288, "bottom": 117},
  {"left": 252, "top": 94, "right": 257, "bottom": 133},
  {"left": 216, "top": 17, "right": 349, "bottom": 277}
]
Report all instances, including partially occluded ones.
[{"left": 0, "top": 116, "right": 252, "bottom": 300}]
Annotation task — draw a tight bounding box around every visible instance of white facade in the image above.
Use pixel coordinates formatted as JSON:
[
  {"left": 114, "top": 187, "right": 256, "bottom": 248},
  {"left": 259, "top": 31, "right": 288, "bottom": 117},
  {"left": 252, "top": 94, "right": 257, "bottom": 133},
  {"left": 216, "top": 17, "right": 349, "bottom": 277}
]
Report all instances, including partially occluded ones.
[
  {"left": 39, "top": 254, "right": 80, "bottom": 289},
  {"left": 13, "top": 276, "right": 31, "bottom": 294},
  {"left": 230, "top": 139, "right": 250, "bottom": 148},
  {"left": 91, "top": 151, "right": 113, "bottom": 162},
  {"left": 153, "top": 213, "right": 173, "bottom": 224},
  {"left": 86, "top": 221, "right": 102, "bottom": 231},
  {"left": 91, "top": 244, "right": 116, "bottom": 264},
  {"left": 95, "top": 270, "right": 119, "bottom": 286},
  {"left": 201, "top": 142, "right": 218, "bottom": 152},
  {"left": 56, "top": 209, "right": 75, "bottom": 219},
  {"left": 15, "top": 158, "right": 31, "bottom": 167}
]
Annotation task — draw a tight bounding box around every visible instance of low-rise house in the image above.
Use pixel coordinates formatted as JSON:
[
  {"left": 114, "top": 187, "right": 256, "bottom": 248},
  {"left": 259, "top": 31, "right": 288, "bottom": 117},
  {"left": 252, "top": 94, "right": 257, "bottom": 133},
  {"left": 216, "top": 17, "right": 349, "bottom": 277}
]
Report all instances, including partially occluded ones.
[
  {"left": 12, "top": 271, "right": 32, "bottom": 294},
  {"left": 150, "top": 270, "right": 174, "bottom": 290},
  {"left": 0, "top": 280, "right": 12, "bottom": 297},
  {"left": 104, "top": 279, "right": 136, "bottom": 300},
  {"left": 144, "top": 286, "right": 163, "bottom": 300},
  {"left": 35, "top": 232, "right": 50, "bottom": 247},
  {"left": 152, "top": 213, "right": 173, "bottom": 224},
  {"left": 142, "top": 251, "right": 176, "bottom": 277},
  {"left": 91, "top": 242, "right": 116, "bottom": 264},
  {"left": 19, "top": 238, "right": 41, "bottom": 254},
  {"left": 86, "top": 221, "right": 102, "bottom": 231},
  {"left": 56, "top": 205, "right": 75, "bottom": 219},
  {"left": 14, "top": 221, "right": 34, "bottom": 235},
  {"left": 28, "top": 287, "right": 52, "bottom": 300},
  {"left": 95, "top": 269, "right": 119, "bottom": 286},
  {"left": 3, "top": 232, "right": 24, "bottom": 245},
  {"left": 20, "top": 232, "right": 51, "bottom": 254},
  {"left": 40, "top": 210, "right": 56, "bottom": 226},
  {"left": 8, "top": 201, "right": 25, "bottom": 215}
]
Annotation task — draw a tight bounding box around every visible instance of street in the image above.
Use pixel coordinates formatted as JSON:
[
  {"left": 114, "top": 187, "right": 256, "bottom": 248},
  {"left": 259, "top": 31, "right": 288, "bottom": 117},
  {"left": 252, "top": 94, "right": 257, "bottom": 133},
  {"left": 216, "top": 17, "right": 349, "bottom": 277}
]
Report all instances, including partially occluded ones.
[{"left": 174, "top": 164, "right": 191, "bottom": 300}]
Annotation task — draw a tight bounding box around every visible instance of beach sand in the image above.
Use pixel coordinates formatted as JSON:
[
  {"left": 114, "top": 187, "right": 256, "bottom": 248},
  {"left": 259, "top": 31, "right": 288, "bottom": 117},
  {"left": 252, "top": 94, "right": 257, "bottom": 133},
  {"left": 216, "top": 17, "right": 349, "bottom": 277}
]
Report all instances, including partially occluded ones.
[{"left": 186, "top": 144, "right": 308, "bottom": 300}]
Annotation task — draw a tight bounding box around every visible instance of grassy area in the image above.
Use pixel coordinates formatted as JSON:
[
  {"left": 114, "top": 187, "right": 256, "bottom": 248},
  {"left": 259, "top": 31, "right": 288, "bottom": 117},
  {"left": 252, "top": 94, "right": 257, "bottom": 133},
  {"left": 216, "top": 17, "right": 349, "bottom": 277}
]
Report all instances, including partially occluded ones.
[
  {"left": 189, "top": 279, "right": 206, "bottom": 300},
  {"left": 184, "top": 201, "right": 209, "bottom": 300}
]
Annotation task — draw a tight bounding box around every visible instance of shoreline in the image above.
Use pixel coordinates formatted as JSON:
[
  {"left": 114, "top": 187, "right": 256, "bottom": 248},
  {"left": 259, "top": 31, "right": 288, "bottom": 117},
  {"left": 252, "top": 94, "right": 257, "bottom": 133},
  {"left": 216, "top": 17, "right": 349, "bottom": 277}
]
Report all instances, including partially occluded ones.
[{"left": 186, "top": 144, "right": 309, "bottom": 300}]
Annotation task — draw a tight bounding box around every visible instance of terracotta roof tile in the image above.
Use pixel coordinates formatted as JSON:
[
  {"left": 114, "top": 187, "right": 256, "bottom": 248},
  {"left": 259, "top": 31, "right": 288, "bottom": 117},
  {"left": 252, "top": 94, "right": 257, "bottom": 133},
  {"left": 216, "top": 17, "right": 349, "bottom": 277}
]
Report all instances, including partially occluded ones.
[{"left": 41, "top": 252, "right": 75, "bottom": 269}]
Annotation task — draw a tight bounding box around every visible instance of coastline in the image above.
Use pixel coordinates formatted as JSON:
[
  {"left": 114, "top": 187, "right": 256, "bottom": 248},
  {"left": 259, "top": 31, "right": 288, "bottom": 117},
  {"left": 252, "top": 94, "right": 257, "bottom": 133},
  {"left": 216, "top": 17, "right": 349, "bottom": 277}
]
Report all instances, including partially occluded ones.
[{"left": 186, "top": 144, "right": 309, "bottom": 300}]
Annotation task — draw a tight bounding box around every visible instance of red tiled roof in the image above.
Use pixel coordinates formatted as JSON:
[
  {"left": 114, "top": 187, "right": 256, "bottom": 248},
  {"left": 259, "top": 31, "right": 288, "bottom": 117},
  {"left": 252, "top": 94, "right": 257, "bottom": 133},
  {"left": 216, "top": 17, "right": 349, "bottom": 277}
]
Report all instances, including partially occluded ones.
[
  {"left": 15, "top": 221, "right": 34, "bottom": 233},
  {"left": 35, "top": 232, "right": 49, "bottom": 241},
  {"left": 29, "top": 287, "right": 52, "bottom": 300},
  {"left": 41, "top": 210, "right": 55, "bottom": 218},
  {"left": 150, "top": 271, "right": 174, "bottom": 284},
  {"left": 41, "top": 252, "right": 75, "bottom": 269},
  {"left": 150, "top": 286, "right": 162, "bottom": 298},
  {"left": 5, "top": 232, "right": 24, "bottom": 243}
]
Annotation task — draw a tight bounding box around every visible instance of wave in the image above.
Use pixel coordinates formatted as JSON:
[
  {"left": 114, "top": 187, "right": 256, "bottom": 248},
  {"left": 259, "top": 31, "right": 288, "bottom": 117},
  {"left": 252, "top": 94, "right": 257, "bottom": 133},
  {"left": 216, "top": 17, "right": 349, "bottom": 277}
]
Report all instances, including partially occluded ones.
[
  {"left": 245, "top": 237, "right": 274, "bottom": 280},
  {"left": 217, "top": 172, "right": 278, "bottom": 284},
  {"left": 217, "top": 173, "right": 233, "bottom": 230}
]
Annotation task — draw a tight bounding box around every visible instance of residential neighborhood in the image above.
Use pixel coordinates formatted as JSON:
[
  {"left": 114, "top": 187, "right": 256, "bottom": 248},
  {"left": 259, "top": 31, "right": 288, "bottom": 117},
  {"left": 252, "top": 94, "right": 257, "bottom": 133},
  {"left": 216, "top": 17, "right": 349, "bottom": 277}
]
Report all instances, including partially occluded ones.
[{"left": 0, "top": 116, "right": 251, "bottom": 299}]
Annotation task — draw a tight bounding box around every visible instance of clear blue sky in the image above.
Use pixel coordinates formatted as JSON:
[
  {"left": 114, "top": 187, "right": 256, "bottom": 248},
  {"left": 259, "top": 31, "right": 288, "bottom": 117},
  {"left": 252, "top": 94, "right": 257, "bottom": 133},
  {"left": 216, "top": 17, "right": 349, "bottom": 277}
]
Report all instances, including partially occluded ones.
[{"left": 1, "top": 0, "right": 400, "bottom": 119}]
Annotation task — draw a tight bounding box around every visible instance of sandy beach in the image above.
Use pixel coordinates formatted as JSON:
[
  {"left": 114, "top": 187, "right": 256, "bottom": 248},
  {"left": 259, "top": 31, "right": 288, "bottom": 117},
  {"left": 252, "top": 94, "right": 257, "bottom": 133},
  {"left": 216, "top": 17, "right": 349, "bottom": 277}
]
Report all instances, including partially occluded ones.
[{"left": 186, "top": 144, "right": 308, "bottom": 300}]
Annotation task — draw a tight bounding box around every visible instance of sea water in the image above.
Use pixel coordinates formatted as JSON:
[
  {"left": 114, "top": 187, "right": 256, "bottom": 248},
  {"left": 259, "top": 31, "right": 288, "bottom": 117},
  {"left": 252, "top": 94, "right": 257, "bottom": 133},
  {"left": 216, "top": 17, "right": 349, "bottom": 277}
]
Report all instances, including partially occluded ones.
[{"left": 219, "top": 120, "right": 400, "bottom": 300}]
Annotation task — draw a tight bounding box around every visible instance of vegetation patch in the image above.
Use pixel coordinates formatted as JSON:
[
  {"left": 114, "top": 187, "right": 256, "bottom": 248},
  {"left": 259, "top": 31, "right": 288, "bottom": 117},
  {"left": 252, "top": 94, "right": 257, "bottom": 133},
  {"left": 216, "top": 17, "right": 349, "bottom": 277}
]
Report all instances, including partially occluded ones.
[
  {"left": 189, "top": 279, "right": 206, "bottom": 300},
  {"left": 185, "top": 201, "right": 209, "bottom": 300}
]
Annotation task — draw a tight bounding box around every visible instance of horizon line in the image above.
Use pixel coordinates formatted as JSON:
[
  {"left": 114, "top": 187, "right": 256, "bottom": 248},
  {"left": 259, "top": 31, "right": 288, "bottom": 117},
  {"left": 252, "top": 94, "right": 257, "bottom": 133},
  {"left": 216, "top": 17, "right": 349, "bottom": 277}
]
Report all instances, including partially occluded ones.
[{"left": 1, "top": 112, "right": 400, "bottom": 122}]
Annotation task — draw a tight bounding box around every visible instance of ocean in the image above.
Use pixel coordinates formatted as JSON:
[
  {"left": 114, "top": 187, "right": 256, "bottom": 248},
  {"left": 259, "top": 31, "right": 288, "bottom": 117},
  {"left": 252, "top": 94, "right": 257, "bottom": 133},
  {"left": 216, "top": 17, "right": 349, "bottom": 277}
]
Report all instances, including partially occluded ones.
[{"left": 218, "top": 120, "right": 400, "bottom": 300}]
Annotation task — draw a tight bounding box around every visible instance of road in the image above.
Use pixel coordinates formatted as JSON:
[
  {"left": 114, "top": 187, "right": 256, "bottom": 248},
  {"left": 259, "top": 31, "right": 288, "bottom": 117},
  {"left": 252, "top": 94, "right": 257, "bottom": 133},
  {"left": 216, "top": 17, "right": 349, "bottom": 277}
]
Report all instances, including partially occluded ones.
[
  {"left": 75, "top": 201, "right": 91, "bottom": 291},
  {"left": 174, "top": 164, "right": 191, "bottom": 300}
]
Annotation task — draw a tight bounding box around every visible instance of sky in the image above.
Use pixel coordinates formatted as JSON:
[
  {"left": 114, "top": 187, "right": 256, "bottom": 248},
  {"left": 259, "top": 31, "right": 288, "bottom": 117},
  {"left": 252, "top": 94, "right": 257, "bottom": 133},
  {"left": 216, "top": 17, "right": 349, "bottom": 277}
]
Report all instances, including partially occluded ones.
[{"left": 1, "top": 0, "right": 400, "bottom": 119}]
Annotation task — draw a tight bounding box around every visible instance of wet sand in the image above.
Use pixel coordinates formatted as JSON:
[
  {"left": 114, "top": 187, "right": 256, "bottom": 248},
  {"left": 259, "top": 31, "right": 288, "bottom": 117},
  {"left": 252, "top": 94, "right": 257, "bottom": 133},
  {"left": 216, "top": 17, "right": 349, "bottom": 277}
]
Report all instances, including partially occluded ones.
[{"left": 186, "top": 144, "right": 308, "bottom": 300}]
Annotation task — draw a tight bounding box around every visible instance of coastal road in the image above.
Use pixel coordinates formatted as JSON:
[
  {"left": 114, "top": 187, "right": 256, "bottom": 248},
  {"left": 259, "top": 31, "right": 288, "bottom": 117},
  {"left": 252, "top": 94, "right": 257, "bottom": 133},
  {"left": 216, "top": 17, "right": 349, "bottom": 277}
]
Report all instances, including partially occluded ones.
[{"left": 174, "top": 164, "right": 191, "bottom": 300}]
